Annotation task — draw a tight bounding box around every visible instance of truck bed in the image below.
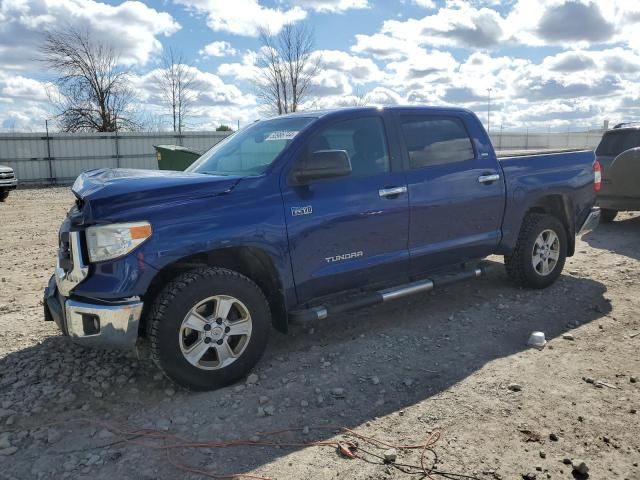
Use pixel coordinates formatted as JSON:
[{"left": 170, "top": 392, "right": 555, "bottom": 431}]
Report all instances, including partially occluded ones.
[{"left": 496, "top": 148, "right": 596, "bottom": 255}]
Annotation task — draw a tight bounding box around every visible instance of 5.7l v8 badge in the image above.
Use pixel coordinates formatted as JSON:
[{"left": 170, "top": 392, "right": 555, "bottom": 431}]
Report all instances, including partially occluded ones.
[{"left": 291, "top": 206, "right": 313, "bottom": 216}]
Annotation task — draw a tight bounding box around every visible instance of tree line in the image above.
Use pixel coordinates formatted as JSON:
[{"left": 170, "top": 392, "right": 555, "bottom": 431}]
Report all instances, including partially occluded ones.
[{"left": 40, "top": 24, "right": 322, "bottom": 133}]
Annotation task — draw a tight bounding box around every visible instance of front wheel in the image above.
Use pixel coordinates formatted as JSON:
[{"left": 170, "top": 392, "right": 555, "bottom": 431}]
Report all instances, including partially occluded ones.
[
  {"left": 149, "top": 267, "right": 271, "bottom": 391},
  {"left": 600, "top": 208, "right": 618, "bottom": 223},
  {"left": 504, "top": 213, "right": 567, "bottom": 289},
  {"left": 0, "top": 191, "right": 9, "bottom": 202}
]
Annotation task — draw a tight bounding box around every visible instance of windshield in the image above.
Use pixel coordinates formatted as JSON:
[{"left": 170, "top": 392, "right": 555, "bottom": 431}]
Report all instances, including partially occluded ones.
[
  {"left": 595, "top": 130, "right": 640, "bottom": 157},
  {"left": 187, "top": 116, "right": 316, "bottom": 176}
]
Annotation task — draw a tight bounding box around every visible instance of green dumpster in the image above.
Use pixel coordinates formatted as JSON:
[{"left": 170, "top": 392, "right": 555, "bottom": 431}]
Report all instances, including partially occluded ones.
[{"left": 154, "top": 145, "right": 202, "bottom": 171}]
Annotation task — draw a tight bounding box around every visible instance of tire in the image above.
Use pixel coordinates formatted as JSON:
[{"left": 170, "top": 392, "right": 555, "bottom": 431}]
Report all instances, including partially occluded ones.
[
  {"left": 0, "top": 191, "right": 9, "bottom": 202},
  {"left": 504, "top": 213, "right": 567, "bottom": 289},
  {"left": 600, "top": 208, "right": 618, "bottom": 223},
  {"left": 149, "top": 267, "right": 271, "bottom": 391}
]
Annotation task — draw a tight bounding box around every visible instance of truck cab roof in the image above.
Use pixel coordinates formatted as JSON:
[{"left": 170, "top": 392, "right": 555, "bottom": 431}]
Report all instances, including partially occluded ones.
[{"left": 276, "top": 105, "right": 474, "bottom": 121}]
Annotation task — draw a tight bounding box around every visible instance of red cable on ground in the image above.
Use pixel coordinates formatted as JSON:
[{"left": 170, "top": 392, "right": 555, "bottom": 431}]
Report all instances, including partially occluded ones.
[{"left": 12, "top": 416, "right": 465, "bottom": 479}]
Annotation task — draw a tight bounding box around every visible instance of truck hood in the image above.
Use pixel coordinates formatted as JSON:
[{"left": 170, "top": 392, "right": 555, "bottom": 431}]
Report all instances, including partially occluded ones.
[
  {"left": 0, "top": 165, "right": 13, "bottom": 174},
  {"left": 72, "top": 168, "right": 241, "bottom": 222}
]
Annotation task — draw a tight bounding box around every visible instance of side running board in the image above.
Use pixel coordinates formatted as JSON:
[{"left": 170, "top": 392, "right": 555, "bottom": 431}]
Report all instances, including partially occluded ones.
[{"left": 289, "top": 263, "right": 488, "bottom": 323}]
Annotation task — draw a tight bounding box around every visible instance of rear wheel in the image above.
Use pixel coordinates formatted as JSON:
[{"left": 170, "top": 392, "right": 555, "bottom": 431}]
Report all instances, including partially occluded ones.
[
  {"left": 600, "top": 208, "right": 618, "bottom": 223},
  {"left": 149, "top": 267, "right": 271, "bottom": 391},
  {"left": 504, "top": 213, "right": 567, "bottom": 289}
]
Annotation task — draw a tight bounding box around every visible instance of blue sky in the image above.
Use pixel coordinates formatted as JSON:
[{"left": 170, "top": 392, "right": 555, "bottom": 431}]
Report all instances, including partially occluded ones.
[{"left": 1, "top": 0, "right": 639, "bottom": 132}]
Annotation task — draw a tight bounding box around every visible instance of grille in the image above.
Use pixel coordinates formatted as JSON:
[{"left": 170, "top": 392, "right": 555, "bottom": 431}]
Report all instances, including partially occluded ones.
[
  {"left": 58, "top": 231, "right": 73, "bottom": 273},
  {"left": 0, "top": 172, "right": 14, "bottom": 179}
]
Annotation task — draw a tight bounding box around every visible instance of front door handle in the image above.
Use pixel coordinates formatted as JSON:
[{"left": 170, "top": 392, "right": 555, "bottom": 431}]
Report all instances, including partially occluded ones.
[
  {"left": 379, "top": 186, "right": 407, "bottom": 198},
  {"left": 478, "top": 173, "right": 500, "bottom": 184}
]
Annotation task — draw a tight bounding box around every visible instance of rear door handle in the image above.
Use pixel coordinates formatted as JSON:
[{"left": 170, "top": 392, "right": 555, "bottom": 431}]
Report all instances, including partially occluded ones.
[
  {"left": 478, "top": 173, "right": 500, "bottom": 184},
  {"left": 379, "top": 186, "right": 407, "bottom": 198}
]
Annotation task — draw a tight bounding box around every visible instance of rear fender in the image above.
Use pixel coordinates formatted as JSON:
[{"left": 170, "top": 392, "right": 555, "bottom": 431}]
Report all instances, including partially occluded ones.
[{"left": 500, "top": 194, "right": 576, "bottom": 257}]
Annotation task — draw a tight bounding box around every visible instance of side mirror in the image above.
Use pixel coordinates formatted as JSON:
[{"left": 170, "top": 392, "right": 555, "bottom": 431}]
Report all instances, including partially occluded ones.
[{"left": 292, "top": 150, "right": 352, "bottom": 184}]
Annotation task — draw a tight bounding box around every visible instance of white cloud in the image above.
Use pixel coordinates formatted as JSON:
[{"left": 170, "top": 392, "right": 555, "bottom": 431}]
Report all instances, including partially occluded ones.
[
  {"left": 506, "top": 0, "right": 640, "bottom": 48},
  {"left": 385, "top": 4, "right": 506, "bottom": 48},
  {"left": 175, "top": 0, "right": 306, "bottom": 36},
  {"left": 314, "top": 50, "right": 383, "bottom": 84},
  {"left": 0, "top": 75, "right": 53, "bottom": 103},
  {"left": 385, "top": 49, "right": 457, "bottom": 87},
  {"left": 309, "top": 69, "right": 352, "bottom": 97},
  {"left": 412, "top": 0, "right": 436, "bottom": 8},
  {"left": 365, "top": 86, "right": 404, "bottom": 105},
  {"left": 133, "top": 66, "right": 254, "bottom": 109},
  {"left": 351, "top": 34, "right": 419, "bottom": 60},
  {"left": 127, "top": 65, "right": 256, "bottom": 130},
  {"left": 1, "top": 105, "right": 52, "bottom": 131},
  {"left": 217, "top": 51, "right": 260, "bottom": 82},
  {"left": 352, "top": 3, "right": 506, "bottom": 60},
  {"left": 543, "top": 48, "right": 640, "bottom": 74},
  {"left": 199, "top": 41, "right": 237, "bottom": 58},
  {"left": 0, "top": 0, "right": 180, "bottom": 69},
  {"left": 287, "top": 0, "right": 369, "bottom": 13}
]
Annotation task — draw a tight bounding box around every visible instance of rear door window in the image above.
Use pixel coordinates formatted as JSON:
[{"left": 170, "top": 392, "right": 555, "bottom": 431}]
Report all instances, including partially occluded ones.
[
  {"left": 595, "top": 130, "right": 640, "bottom": 157},
  {"left": 400, "top": 116, "right": 475, "bottom": 169}
]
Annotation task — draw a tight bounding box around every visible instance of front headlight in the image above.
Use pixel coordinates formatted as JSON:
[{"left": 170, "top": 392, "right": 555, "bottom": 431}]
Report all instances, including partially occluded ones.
[{"left": 85, "top": 221, "right": 152, "bottom": 263}]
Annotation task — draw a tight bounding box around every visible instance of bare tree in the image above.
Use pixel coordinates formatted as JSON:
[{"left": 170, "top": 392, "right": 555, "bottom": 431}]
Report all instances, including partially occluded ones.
[
  {"left": 255, "top": 23, "right": 321, "bottom": 115},
  {"left": 159, "top": 48, "right": 198, "bottom": 134},
  {"left": 138, "top": 111, "right": 168, "bottom": 132},
  {"left": 40, "top": 27, "right": 138, "bottom": 132}
]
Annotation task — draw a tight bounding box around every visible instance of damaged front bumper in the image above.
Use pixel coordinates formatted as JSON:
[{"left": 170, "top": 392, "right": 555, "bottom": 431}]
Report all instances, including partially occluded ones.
[
  {"left": 45, "top": 228, "right": 142, "bottom": 349},
  {"left": 44, "top": 276, "right": 143, "bottom": 349}
]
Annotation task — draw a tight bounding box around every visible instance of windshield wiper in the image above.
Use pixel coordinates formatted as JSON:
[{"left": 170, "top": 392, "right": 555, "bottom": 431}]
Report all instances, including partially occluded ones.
[{"left": 200, "top": 171, "right": 231, "bottom": 176}]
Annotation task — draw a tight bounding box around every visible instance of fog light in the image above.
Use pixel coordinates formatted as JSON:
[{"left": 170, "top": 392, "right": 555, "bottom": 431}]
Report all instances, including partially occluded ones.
[{"left": 81, "top": 313, "right": 100, "bottom": 335}]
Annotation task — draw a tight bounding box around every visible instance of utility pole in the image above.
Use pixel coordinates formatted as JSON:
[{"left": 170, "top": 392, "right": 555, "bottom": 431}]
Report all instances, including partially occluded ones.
[{"left": 487, "top": 88, "right": 492, "bottom": 133}]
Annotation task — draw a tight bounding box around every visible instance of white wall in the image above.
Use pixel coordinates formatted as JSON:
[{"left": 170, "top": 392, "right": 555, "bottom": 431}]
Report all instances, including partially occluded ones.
[{"left": 0, "top": 131, "right": 231, "bottom": 184}]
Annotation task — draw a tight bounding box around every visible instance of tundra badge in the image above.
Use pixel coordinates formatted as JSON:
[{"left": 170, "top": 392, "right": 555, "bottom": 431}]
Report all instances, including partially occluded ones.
[{"left": 325, "top": 251, "right": 364, "bottom": 263}]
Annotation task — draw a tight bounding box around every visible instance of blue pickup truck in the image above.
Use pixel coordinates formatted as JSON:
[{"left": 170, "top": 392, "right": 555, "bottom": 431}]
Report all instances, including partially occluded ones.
[{"left": 44, "top": 107, "right": 600, "bottom": 390}]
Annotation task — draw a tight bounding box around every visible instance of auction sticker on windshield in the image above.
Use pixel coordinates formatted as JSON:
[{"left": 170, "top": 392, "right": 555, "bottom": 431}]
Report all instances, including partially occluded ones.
[{"left": 265, "top": 130, "right": 299, "bottom": 141}]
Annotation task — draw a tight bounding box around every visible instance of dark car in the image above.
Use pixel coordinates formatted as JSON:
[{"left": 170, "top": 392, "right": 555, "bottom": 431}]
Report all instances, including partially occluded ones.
[{"left": 595, "top": 123, "right": 640, "bottom": 222}]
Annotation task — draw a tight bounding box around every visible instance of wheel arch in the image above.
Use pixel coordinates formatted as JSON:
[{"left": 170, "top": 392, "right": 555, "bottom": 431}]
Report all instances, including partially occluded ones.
[
  {"left": 524, "top": 194, "right": 575, "bottom": 257},
  {"left": 142, "top": 246, "right": 289, "bottom": 335}
]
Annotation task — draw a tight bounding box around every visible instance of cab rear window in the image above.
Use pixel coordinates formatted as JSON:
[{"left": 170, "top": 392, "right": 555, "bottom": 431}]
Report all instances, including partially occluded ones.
[{"left": 595, "top": 130, "right": 640, "bottom": 157}]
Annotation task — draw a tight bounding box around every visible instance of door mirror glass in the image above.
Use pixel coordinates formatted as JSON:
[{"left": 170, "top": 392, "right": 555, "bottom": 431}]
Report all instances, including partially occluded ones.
[{"left": 293, "top": 150, "right": 352, "bottom": 184}]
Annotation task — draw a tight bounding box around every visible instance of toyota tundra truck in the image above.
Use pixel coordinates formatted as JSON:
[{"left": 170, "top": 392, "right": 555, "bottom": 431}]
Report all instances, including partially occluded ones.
[{"left": 44, "top": 107, "right": 600, "bottom": 390}]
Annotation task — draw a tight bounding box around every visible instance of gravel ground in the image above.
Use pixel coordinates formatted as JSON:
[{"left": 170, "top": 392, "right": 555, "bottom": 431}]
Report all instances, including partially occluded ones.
[{"left": 0, "top": 187, "right": 639, "bottom": 480}]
